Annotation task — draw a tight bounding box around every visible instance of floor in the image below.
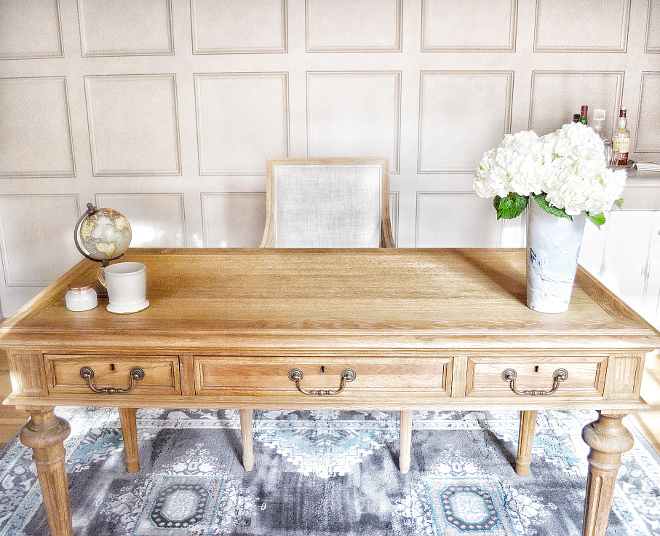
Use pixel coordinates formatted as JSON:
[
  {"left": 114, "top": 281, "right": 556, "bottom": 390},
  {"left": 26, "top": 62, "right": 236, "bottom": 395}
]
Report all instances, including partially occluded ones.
[{"left": 1, "top": 350, "right": 659, "bottom": 455}]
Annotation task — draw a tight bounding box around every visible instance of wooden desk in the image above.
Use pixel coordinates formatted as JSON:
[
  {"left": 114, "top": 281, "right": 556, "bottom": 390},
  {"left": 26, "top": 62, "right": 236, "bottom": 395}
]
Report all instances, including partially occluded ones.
[{"left": 2, "top": 248, "right": 659, "bottom": 536}]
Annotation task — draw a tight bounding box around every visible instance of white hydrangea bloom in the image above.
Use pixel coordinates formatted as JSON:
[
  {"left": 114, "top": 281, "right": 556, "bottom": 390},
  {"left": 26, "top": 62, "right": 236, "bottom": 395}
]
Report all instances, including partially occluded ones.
[{"left": 474, "top": 122, "right": 626, "bottom": 220}]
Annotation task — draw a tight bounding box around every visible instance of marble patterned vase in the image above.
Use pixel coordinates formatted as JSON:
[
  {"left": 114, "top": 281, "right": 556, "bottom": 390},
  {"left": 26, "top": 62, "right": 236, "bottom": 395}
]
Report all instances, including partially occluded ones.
[{"left": 526, "top": 199, "right": 586, "bottom": 313}]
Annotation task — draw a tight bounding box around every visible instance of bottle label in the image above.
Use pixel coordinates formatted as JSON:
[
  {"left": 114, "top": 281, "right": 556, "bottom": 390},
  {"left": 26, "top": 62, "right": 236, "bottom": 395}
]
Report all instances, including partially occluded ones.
[{"left": 612, "top": 138, "right": 630, "bottom": 154}]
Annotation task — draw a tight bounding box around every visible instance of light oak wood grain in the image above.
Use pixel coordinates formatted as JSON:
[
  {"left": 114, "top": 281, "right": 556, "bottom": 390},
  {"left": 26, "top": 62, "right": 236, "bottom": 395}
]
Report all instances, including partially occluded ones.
[{"left": 1, "top": 248, "right": 659, "bottom": 536}]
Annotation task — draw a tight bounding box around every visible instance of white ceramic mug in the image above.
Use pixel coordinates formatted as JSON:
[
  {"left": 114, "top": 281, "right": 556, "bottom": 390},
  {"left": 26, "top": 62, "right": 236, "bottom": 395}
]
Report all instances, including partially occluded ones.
[{"left": 97, "top": 262, "right": 149, "bottom": 314}]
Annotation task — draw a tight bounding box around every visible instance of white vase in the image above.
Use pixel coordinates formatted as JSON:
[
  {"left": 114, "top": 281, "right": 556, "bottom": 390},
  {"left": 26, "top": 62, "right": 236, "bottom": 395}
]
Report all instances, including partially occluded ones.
[{"left": 526, "top": 200, "right": 586, "bottom": 313}]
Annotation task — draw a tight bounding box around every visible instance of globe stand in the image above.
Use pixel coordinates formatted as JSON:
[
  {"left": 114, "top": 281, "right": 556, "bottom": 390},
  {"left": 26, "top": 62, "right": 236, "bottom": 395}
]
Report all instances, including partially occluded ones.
[{"left": 73, "top": 203, "right": 129, "bottom": 299}]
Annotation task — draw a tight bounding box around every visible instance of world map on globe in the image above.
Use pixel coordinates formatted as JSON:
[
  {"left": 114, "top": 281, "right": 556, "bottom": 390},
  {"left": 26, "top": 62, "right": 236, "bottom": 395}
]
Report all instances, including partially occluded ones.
[{"left": 78, "top": 208, "right": 132, "bottom": 261}]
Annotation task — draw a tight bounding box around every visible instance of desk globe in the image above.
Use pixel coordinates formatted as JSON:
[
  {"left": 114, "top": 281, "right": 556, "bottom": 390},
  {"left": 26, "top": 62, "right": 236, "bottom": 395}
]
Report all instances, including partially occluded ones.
[{"left": 74, "top": 203, "right": 132, "bottom": 266}]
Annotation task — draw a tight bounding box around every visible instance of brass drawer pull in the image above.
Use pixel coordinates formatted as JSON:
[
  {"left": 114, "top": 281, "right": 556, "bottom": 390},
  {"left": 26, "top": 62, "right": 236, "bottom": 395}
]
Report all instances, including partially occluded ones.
[
  {"left": 288, "top": 367, "right": 356, "bottom": 396},
  {"left": 501, "top": 367, "right": 568, "bottom": 396},
  {"left": 79, "top": 366, "right": 145, "bottom": 394}
]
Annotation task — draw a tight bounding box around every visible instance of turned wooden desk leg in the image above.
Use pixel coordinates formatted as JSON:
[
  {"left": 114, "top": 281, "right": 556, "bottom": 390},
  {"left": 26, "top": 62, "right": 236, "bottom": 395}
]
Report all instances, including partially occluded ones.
[
  {"left": 399, "top": 410, "right": 413, "bottom": 474},
  {"left": 516, "top": 410, "right": 538, "bottom": 476},
  {"left": 240, "top": 409, "right": 254, "bottom": 471},
  {"left": 20, "top": 409, "right": 73, "bottom": 536},
  {"left": 581, "top": 412, "right": 634, "bottom": 536},
  {"left": 119, "top": 408, "right": 140, "bottom": 473}
]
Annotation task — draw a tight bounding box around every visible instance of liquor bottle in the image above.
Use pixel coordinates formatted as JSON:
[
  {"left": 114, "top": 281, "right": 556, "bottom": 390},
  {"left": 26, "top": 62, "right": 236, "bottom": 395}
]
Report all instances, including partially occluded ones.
[
  {"left": 580, "top": 105, "right": 588, "bottom": 125},
  {"left": 612, "top": 106, "right": 629, "bottom": 165},
  {"left": 573, "top": 113, "right": 581, "bottom": 123}
]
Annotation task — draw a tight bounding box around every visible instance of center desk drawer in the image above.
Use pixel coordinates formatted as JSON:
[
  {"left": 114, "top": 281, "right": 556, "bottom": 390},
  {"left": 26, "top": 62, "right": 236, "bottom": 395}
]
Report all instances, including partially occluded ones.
[
  {"left": 464, "top": 355, "right": 607, "bottom": 399},
  {"left": 194, "top": 357, "right": 451, "bottom": 398},
  {"left": 44, "top": 355, "right": 181, "bottom": 396}
]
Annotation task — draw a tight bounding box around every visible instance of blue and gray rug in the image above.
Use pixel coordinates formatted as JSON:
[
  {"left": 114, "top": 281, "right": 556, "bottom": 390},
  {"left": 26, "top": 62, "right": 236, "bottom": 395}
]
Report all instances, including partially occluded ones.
[{"left": 0, "top": 408, "right": 658, "bottom": 535}]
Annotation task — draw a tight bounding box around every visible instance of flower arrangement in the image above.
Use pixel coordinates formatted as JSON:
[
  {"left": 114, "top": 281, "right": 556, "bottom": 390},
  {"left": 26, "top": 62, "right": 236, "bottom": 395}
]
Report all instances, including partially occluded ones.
[{"left": 474, "top": 122, "right": 626, "bottom": 226}]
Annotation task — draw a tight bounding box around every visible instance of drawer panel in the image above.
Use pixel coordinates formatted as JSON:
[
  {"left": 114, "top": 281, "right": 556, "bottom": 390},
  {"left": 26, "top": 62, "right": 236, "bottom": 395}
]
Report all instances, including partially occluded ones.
[
  {"left": 195, "top": 357, "right": 451, "bottom": 398},
  {"left": 44, "top": 355, "right": 181, "bottom": 396},
  {"left": 464, "top": 356, "right": 607, "bottom": 399}
]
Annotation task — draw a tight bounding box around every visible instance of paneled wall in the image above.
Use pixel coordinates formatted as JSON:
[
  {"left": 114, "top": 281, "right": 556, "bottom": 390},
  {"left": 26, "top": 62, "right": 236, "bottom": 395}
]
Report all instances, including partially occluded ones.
[{"left": 1, "top": 0, "right": 659, "bottom": 324}]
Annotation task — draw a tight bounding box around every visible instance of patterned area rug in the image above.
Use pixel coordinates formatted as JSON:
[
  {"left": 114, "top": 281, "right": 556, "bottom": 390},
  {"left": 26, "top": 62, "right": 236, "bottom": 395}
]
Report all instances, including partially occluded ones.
[{"left": 0, "top": 408, "right": 658, "bottom": 535}]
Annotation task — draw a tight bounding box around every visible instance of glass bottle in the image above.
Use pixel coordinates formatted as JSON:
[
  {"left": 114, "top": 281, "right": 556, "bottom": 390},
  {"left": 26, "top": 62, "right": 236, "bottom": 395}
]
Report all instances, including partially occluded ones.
[
  {"left": 572, "top": 113, "right": 581, "bottom": 123},
  {"left": 580, "top": 105, "right": 588, "bottom": 125},
  {"left": 612, "top": 106, "right": 629, "bottom": 166}
]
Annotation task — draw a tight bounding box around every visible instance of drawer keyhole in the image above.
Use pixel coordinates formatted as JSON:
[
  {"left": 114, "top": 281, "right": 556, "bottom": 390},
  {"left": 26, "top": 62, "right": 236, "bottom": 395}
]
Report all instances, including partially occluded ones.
[
  {"left": 534, "top": 366, "right": 539, "bottom": 372},
  {"left": 110, "top": 363, "right": 115, "bottom": 371},
  {"left": 320, "top": 366, "right": 325, "bottom": 373}
]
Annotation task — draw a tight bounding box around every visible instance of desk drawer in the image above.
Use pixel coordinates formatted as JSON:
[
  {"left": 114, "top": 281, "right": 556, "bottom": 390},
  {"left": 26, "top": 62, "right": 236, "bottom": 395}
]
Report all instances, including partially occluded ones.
[
  {"left": 463, "top": 355, "right": 607, "bottom": 399},
  {"left": 194, "top": 356, "right": 451, "bottom": 399},
  {"left": 44, "top": 355, "right": 181, "bottom": 396}
]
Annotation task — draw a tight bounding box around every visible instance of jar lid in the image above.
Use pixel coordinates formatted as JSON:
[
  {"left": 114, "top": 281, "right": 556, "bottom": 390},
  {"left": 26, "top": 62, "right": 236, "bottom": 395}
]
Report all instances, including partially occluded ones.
[{"left": 68, "top": 280, "right": 94, "bottom": 291}]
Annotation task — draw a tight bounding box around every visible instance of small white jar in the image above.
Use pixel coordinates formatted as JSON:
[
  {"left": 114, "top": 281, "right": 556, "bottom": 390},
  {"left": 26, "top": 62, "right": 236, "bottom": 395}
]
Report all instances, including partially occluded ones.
[{"left": 65, "top": 281, "right": 98, "bottom": 311}]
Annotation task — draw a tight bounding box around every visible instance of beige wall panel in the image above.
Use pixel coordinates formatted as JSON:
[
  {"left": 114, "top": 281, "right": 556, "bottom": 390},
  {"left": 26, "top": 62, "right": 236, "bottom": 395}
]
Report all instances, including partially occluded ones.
[
  {"left": 306, "top": 0, "right": 402, "bottom": 52},
  {"left": 422, "top": 0, "right": 517, "bottom": 51},
  {"left": 78, "top": 0, "right": 174, "bottom": 56},
  {"left": 635, "top": 72, "right": 660, "bottom": 153},
  {"left": 534, "top": 0, "right": 630, "bottom": 52},
  {"left": 416, "top": 193, "right": 500, "bottom": 247},
  {"left": 0, "top": 0, "right": 62, "bottom": 59},
  {"left": 85, "top": 74, "right": 181, "bottom": 176},
  {"left": 201, "top": 193, "right": 267, "bottom": 247},
  {"left": 95, "top": 193, "right": 186, "bottom": 247},
  {"left": 530, "top": 71, "right": 623, "bottom": 136},
  {"left": 0, "top": 77, "right": 74, "bottom": 177},
  {"left": 195, "top": 73, "right": 289, "bottom": 175},
  {"left": 418, "top": 71, "right": 513, "bottom": 173},
  {"left": 648, "top": 0, "right": 660, "bottom": 52},
  {"left": 0, "top": 195, "right": 80, "bottom": 286},
  {"left": 191, "top": 0, "right": 287, "bottom": 54},
  {"left": 307, "top": 72, "right": 401, "bottom": 172}
]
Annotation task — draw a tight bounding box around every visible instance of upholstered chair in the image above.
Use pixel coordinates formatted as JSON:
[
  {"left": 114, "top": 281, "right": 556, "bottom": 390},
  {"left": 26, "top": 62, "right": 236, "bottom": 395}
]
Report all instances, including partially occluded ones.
[{"left": 260, "top": 157, "right": 394, "bottom": 248}]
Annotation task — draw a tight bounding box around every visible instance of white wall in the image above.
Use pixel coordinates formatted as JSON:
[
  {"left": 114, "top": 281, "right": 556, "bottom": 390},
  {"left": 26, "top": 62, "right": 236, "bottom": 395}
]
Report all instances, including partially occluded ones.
[{"left": 0, "top": 0, "right": 659, "bottom": 325}]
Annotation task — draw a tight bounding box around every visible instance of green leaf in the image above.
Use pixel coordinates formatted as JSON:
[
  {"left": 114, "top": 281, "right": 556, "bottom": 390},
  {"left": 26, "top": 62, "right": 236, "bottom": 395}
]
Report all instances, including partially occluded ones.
[
  {"left": 586, "top": 212, "right": 606, "bottom": 227},
  {"left": 614, "top": 198, "right": 624, "bottom": 209},
  {"left": 494, "top": 193, "right": 528, "bottom": 220},
  {"left": 532, "top": 194, "right": 572, "bottom": 220}
]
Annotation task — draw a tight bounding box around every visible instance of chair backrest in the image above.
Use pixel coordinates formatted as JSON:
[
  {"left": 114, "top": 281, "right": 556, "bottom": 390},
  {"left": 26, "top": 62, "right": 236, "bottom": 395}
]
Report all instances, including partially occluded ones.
[{"left": 260, "top": 157, "right": 394, "bottom": 248}]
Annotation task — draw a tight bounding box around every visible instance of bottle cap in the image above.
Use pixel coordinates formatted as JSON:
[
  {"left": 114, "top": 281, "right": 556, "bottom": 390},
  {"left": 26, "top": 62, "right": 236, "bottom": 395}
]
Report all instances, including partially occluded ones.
[
  {"left": 68, "top": 281, "right": 94, "bottom": 292},
  {"left": 581, "top": 105, "right": 588, "bottom": 114}
]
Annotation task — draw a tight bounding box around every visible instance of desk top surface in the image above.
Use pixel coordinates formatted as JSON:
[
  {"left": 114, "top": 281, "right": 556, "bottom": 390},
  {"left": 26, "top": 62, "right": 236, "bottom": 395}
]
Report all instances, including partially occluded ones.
[{"left": 1, "top": 248, "right": 659, "bottom": 352}]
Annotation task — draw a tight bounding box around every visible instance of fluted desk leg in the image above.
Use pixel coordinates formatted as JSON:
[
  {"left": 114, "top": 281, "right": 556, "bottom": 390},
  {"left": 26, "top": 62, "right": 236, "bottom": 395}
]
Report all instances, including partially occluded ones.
[
  {"left": 20, "top": 408, "right": 73, "bottom": 536},
  {"left": 581, "top": 412, "right": 634, "bottom": 536}
]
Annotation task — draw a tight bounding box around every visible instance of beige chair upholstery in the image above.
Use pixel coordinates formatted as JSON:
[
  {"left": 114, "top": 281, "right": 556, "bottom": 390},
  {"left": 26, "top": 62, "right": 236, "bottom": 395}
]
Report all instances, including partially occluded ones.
[{"left": 261, "top": 157, "right": 394, "bottom": 248}]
